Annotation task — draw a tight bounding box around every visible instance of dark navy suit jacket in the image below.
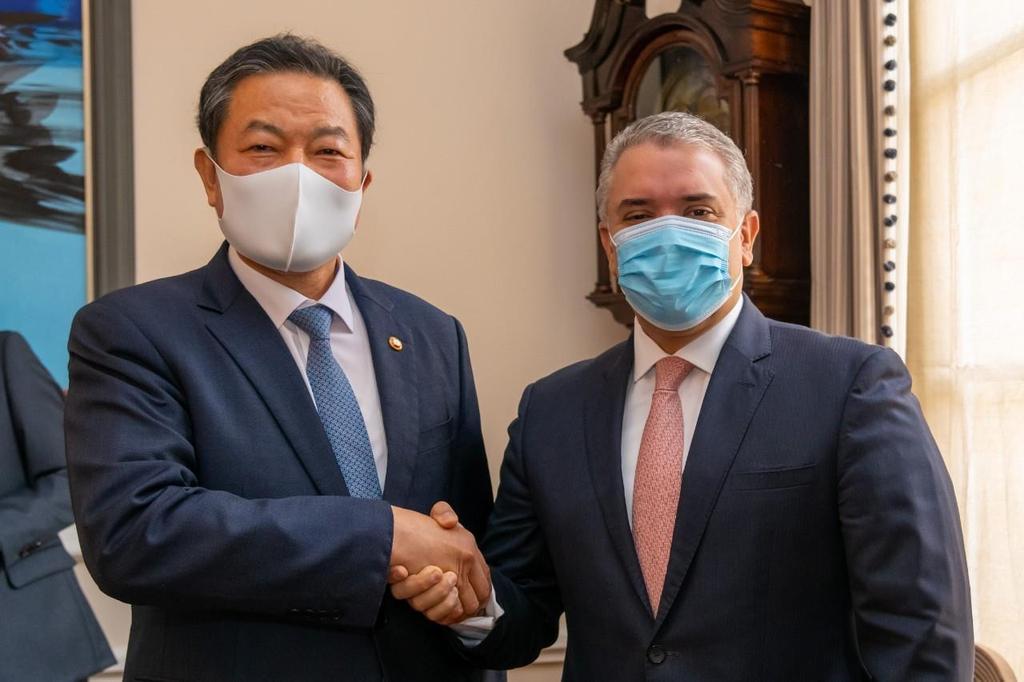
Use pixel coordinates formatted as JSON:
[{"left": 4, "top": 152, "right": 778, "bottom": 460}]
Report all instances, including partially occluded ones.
[
  {"left": 64, "top": 245, "right": 495, "bottom": 682},
  {"left": 465, "top": 298, "right": 973, "bottom": 681},
  {"left": 0, "top": 331, "right": 114, "bottom": 681}
]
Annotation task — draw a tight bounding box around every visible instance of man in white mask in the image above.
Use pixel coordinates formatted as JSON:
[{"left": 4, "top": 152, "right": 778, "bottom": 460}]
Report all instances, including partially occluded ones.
[
  {"left": 65, "top": 34, "right": 498, "bottom": 682},
  {"left": 391, "top": 112, "right": 973, "bottom": 681}
]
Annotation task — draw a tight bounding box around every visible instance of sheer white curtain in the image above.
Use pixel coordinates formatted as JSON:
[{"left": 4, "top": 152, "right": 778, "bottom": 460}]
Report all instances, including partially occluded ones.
[{"left": 909, "top": 0, "right": 1024, "bottom": 673}]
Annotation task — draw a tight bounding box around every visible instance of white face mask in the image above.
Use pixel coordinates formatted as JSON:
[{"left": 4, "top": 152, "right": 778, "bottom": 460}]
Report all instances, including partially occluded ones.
[{"left": 209, "top": 153, "right": 364, "bottom": 272}]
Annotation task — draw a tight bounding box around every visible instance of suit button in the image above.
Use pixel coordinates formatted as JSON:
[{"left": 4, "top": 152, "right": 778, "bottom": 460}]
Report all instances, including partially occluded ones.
[
  {"left": 647, "top": 645, "right": 666, "bottom": 665},
  {"left": 18, "top": 540, "right": 43, "bottom": 558}
]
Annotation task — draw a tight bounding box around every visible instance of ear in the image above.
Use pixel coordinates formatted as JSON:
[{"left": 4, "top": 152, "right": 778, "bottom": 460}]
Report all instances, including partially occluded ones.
[
  {"left": 739, "top": 210, "right": 760, "bottom": 267},
  {"left": 599, "top": 224, "right": 618, "bottom": 283},
  {"left": 194, "top": 148, "right": 223, "bottom": 216}
]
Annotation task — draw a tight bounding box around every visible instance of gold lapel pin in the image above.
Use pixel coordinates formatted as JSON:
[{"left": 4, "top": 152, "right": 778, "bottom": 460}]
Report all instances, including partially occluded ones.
[{"left": 388, "top": 336, "right": 404, "bottom": 352}]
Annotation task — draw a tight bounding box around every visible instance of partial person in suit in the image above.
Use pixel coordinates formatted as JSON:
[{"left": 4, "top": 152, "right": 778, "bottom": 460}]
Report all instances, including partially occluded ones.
[
  {"left": 64, "top": 34, "right": 498, "bottom": 682},
  {"left": 391, "top": 111, "right": 974, "bottom": 681},
  {"left": 0, "top": 331, "right": 114, "bottom": 682}
]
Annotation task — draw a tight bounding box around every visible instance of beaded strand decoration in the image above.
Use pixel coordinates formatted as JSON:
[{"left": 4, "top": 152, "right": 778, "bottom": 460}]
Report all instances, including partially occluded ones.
[{"left": 880, "top": 0, "right": 899, "bottom": 346}]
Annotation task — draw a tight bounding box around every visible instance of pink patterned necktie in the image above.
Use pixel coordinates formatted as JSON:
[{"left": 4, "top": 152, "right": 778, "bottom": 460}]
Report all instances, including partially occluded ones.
[{"left": 633, "top": 356, "right": 693, "bottom": 615}]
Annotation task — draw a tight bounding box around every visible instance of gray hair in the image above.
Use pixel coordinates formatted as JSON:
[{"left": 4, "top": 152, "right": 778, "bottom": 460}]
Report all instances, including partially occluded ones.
[
  {"left": 596, "top": 111, "right": 753, "bottom": 222},
  {"left": 198, "top": 34, "right": 375, "bottom": 162}
]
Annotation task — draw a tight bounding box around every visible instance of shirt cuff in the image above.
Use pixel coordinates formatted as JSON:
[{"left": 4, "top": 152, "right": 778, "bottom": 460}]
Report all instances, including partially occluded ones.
[{"left": 449, "top": 588, "right": 504, "bottom": 645}]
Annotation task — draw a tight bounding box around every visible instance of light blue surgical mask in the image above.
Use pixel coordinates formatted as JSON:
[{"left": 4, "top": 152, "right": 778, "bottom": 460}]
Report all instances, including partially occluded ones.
[{"left": 611, "top": 214, "right": 742, "bottom": 331}]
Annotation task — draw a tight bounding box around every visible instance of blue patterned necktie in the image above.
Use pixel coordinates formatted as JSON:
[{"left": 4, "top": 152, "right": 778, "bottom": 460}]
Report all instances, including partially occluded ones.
[{"left": 288, "top": 304, "right": 382, "bottom": 499}]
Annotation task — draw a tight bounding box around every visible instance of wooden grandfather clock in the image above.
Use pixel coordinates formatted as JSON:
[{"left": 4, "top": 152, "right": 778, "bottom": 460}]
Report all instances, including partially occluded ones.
[{"left": 566, "top": 0, "right": 811, "bottom": 326}]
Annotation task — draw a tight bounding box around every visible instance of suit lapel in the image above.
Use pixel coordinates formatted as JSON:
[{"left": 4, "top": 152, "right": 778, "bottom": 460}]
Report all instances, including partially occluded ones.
[
  {"left": 345, "top": 267, "right": 420, "bottom": 508},
  {"left": 654, "top": 299, "right": 774, "bottom": 628},
  {"left": 198, "top": 245, "right": 349, "bottom": 496},
  {"left": 583, "top": 340, "right": 654, "bottom": 615}
]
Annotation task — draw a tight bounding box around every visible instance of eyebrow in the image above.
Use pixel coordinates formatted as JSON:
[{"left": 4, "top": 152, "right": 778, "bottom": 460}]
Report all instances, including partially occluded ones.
[
  {"left": 616, "top": 193, "right": 719, "bottom": 212},
  {"left": 311, "top": 125, "right": 349, "bottom": 142},
  {"left": 242, "top": 120, "right": 350, "bottom": 142},
  {"left": 680, "top": 192, "right": 717, "bottom": 203},
  {"left": 244, "top": 120, "right": 285, "bottom": 137}
]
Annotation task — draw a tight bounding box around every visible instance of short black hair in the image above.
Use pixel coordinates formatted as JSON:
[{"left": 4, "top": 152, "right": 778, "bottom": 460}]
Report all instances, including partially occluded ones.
[{"left": 197, "top": 34, "right": 375, "bottom": 162}]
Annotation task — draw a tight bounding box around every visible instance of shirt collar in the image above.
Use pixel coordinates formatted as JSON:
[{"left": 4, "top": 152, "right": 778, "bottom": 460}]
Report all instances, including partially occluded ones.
[
  {"left": 632, "top": 296, "right": 744, "bottom": 383},
  {"left": 227, "top": 246, "right": 355, "bottom": 332}
]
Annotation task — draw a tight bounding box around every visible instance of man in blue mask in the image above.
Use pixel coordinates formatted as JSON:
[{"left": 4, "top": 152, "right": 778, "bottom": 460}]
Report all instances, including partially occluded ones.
[{"left": 389, "top": 111, "right": 974, "bottom": 681}]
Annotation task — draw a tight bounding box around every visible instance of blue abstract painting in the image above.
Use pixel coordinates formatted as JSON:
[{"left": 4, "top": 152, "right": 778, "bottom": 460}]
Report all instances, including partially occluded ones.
[{"left": 0, "top": 0, "right": 85, "bottom": 386}]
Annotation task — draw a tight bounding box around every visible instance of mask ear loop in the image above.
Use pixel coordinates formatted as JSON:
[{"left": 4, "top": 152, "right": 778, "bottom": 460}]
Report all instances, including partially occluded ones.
[
  {"left": 203, "top": 147, "right": 224, "bottom": 172},
  {"left": 726, "top": 216, "right": 747, "bottom": 295},
  {"left": 727, "top": 217, "right": 745, "bottom": 241}
]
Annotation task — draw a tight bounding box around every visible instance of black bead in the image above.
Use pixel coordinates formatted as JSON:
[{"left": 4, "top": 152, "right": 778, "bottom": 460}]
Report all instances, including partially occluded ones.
[
  {"left": 885, "top": 59, "right": 897, "bottom": 71},
  {"left": 883, "top": 260, "right": 896, "bottom": 272},
  {"left": 883, "top": 215, "right": 898, "bottom": 227},
  {"left": 883, "top": 194, "right": 897, "bottom": 204},
  {"left": 884, "top": 148, "right": 898, "bottom": 159},
  {"left": 881, "top": 325, "right": 894, "bottom": 338},
  {"left": 884, "top": 80, "right": 897, "bottom": 91},
  {"left": 884, "top": 13, "right": 897, "bottom": 26},
  {"left": 884, "top": 104, "right": 896, "bottom": 116},
  {"left": 884, "top": 128, "right": 896, "bottom": 137},
  {"left": 884, "top": 281, "right": 896, "bottom": 292}
]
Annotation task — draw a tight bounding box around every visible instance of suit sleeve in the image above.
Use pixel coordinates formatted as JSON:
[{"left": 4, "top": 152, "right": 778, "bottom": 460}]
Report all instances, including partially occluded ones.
[
  {"left": 0, "top": 332, "right": 74, "bottom": 569},
  {"left": 837, "top": 348, "right": 973, "bottom": 681},
  {"left": 456, "top": 384, "right": 563, "bottom": 669},
  {"left": 64, "top": 301, "right": 393, "bottom": 627},
  {"left": 445, "top": 317, "right": 493, "bottom": 541}
]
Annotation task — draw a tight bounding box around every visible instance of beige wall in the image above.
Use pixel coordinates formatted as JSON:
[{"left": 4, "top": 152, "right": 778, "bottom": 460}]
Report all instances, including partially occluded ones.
[
  {"left": 132, "top": 0, "right": 624, "bottom": 480},
  {"left": 83, "top": 0, "right": 629, "bottom": 678}
]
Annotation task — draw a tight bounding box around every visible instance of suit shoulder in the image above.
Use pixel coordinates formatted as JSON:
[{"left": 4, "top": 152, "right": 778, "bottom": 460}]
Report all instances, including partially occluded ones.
[
  {"left": 355, "top": 276, "right": 455, "bottom": 325},
  {"left": 75, "top": 267, "right": 206, "bottom": 328},
  {"left": 0, "top": 330, "right": 29, "bottom": 364},
  {"left": 0, "top": 330, "right": 20, "bottom": 350},
  {"left": 765, "top": 318, "right": 886, "bottom": 376},
  {"left": 529, "top": 340, "right": 631, "bottom": 396}
]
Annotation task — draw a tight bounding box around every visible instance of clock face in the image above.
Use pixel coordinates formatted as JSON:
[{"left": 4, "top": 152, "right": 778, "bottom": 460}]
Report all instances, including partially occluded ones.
[{"left": 635, "top": 45, "right": 731, "bottom": 136}]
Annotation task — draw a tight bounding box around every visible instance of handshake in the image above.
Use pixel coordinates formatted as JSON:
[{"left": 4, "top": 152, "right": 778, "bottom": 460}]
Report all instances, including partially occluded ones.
[{"left": 388, "top": 502, "right": 491, "bottom": 626}]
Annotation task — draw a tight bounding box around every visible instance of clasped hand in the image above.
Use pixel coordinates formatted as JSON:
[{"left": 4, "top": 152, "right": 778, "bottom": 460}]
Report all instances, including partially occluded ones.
[{"left": 389, "top": 501, "right": 489, "bottom": 625}]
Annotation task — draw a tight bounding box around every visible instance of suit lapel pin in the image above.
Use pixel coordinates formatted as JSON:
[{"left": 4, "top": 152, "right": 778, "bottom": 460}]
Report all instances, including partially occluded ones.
[{"left": 388, "top": 336, "right": 404, "bottom": 352}]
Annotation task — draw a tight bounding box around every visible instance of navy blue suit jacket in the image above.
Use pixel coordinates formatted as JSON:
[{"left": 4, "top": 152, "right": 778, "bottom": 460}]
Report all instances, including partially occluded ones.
[
  {"left": 0, "top": 332, "right": 114, "bottom": 681},
  {"left": 466, "top": 299, "right": 972, "bottom": 681},
  {"left": 65, "top": 245, "right": 495, "bottom": 682}
]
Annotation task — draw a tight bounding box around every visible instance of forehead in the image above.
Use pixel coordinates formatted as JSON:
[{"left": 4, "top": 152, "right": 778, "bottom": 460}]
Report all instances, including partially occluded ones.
[
  {"left": 608, "top": 141, "right": 731, "bottom": 202},
  {"left": 222, "top": 71, "right": 356, "bottom": 131}
]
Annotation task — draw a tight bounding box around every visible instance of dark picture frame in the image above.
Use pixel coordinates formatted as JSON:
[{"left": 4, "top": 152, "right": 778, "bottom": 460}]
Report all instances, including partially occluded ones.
[{"left": 89, "top": 0, "right": 134, "bottom": 296}]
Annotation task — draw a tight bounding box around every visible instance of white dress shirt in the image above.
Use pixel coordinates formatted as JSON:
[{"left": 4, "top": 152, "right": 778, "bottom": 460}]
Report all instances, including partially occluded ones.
[
  {"left": 621, "top": 296, "right": 743, "bottom": 527},
  {"left": 227, "top": 247, "right": 388, "bottom": 488}
]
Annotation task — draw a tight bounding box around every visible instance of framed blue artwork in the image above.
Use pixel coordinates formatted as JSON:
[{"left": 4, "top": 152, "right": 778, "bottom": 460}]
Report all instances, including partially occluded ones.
[
  {"left": 0, "top": 0, "right": 132, "bottom": 387},
  {"left": 0, "top": 0, "right": 85, "bottom": 387}
]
